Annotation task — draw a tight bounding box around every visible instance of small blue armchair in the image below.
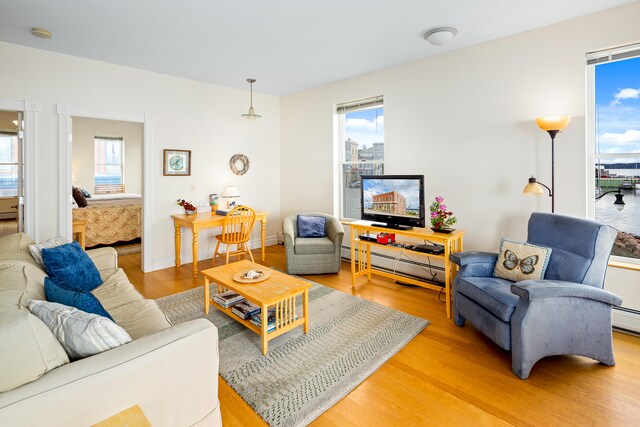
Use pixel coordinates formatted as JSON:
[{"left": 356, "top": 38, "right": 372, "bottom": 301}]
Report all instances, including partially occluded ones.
[{"left": 450, "top": 213, "right": 622, "bottom": 379}]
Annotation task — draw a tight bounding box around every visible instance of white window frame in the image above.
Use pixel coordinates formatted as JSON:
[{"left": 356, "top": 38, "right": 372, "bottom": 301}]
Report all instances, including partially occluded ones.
[
  {"left": 93, "top": 135, "right": 124, "bottom": 193},
  {"left": 335, "top": 96, "right": 384, "bottom": 221},
  {"left": 586, "top": 43, "right": 640, "bottom": 265}
]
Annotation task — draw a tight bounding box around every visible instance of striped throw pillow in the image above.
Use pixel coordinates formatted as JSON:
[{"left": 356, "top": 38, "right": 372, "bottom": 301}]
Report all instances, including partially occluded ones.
[{"left": 28, "top": 300, "right": 132, "bottom": 359}]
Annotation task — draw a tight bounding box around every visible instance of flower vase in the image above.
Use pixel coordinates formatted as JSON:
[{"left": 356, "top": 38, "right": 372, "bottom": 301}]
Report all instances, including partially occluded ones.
[{"left": 185, "top": 209, "right": 196, "bottom": 215}]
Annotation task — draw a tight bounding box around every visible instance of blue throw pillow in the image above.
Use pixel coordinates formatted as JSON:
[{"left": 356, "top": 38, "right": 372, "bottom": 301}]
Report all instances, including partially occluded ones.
[
  {"left": 297, "top": 215, "right": 327, "bottom": 238},
  {"left": 41, "top": 242, "right": 103, "bottom": 292},
  {"left": 44, "top": 277, "right": 113, "bottom": 321}
]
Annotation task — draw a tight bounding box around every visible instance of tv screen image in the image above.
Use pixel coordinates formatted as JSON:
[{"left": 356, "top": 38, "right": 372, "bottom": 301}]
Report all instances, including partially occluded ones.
[{"left": 360, "top": 175, "right": 425, "bottom": 229}]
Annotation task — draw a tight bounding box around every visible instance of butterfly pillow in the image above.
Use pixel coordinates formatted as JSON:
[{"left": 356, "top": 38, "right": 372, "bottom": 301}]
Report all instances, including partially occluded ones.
[{"left": 493, "top": 238, "right": 552, "bottom": 282}]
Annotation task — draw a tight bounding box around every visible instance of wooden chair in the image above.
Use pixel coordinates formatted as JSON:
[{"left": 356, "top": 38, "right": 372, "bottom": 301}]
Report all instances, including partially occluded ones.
[{"left": 213, "top": 205, "right": 256, "bottom": 265}]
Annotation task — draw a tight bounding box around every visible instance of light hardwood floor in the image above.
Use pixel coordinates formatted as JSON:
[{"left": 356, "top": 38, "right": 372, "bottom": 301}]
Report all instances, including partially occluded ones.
[{"left": 120, "top": 245, "right": 640, "bottom": 426}]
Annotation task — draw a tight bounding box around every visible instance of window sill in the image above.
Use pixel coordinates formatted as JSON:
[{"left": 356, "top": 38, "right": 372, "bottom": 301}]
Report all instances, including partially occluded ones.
[{"left": 609, "top": 260, "right": 640, "bottom": 272}]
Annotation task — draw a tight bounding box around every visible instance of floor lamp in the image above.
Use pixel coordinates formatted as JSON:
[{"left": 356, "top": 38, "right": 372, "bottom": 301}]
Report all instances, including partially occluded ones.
[{"left": 523, "top": 115, "right": 571, "bottom": 213}]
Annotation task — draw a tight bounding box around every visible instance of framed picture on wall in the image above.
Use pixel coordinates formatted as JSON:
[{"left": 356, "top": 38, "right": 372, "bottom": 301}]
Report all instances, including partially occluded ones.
[{"left": 163, "top": 149, "right": 191, "bottom": 176}]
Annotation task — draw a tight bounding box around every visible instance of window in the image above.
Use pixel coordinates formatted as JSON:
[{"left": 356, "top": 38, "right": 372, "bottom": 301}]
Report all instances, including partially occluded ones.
[
  {"left": 336, "top": 96, "right": 384, "bottom": 219},
  {"left": 588, "top": 45, "right": 640, "bottom": 261},
  {"left": 94, "top": 136, "right": 124, "bottom": 193},
  {"left": 0, "top": 132, "right": 19, "bottom": 197}
]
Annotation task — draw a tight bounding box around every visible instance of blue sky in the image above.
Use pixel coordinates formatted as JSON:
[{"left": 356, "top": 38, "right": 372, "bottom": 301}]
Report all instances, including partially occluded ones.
[
  {"left": 596, "top": 56, "right": 640, "bottom": 157},
  {"left": 344, "top": 107, "right": 384, "bottom": 148}
]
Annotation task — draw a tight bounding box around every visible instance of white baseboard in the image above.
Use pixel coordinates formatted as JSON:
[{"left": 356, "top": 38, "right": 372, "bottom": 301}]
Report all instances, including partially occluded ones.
[
  {"left": 151, "top": 235, "right": 278, "bottom": 272},
  {"left": 613, "top": 308, "right": 640, "bottom": 333}
]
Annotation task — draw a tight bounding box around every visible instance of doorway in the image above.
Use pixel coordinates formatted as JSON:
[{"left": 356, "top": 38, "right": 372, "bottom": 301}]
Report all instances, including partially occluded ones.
[
  {"left": 0, "top": 110, "right": 24, "bottom": 238},
  {"left": 57, "top": 105, "right": 153, "bottom": 272},
  {"left": 71, "top": 117, "right": 143, "bottom": 269}
]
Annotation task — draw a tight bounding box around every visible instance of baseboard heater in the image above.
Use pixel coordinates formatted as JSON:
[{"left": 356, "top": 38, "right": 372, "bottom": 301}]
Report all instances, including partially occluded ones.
[{"left": 340, "top": 245, "right": 446, "bottom": 286}]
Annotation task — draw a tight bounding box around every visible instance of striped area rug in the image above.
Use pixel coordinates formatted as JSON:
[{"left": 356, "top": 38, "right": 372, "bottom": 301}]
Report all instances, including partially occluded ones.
[{"left": 156, "top": 279, "right": 428, "bottom": 426}]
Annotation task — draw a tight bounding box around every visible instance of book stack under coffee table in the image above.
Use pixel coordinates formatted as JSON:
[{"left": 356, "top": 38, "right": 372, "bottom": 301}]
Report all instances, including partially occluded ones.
[{"left": 201, "top": 260, "right": 311, "bottom": 355}]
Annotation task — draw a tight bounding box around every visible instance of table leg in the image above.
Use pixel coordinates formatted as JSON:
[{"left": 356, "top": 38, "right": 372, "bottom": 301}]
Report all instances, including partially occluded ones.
[
  {"left": 261, "top": 303, "right": 269, "bottom": 355},
  {"left": 303, "top": 289, "right": 309, "bottom": 334},
  {"left": 204, "top": 276, "right": 210, "bottom": 315},
  {"left": 261, "top": 219, "right": 266, "bottom": 262},
  {"left": 350, "top": 228, "right": 356, "bottom": 290},
  {"left": 192, "top": 230, "right": 199, "bottom": 278},
  {"left": 78, "top": 230, "right": 86, "bottom": 250},
  {"left": 444, "top": 243, "right": 451, "bottom": 319},
  {"left": 174, "top": 224, "right": 181, "bottom": 267}
]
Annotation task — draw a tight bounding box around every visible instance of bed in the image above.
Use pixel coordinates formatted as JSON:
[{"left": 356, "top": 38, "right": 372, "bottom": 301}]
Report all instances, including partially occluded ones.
[{"left": 72, "top": 193, "right": 142, "bottom": 247}]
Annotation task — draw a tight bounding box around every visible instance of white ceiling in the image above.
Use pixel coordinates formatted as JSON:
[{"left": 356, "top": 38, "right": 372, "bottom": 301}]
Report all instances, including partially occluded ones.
[{"left": 0, "top": 0, "right": 635, "bottom": 96}]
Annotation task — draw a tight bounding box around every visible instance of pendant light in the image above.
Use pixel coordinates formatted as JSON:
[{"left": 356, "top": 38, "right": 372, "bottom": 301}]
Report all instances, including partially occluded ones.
[{"left": 241, "top": 78, "right": 262, "bottom": 120}]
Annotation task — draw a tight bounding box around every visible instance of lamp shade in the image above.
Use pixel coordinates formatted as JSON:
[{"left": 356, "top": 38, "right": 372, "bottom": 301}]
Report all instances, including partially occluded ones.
[
  {"left": 536, "top": 116, "right": 571, "bottom": 131},
  {"left": 221, "top": 186, "right": 240, "bottom": 198},
  {"left": 523, "top": 177, "right": 545, "bottom": 195}
]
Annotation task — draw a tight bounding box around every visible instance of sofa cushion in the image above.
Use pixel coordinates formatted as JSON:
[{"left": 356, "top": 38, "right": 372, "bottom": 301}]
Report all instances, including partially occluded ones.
[
  {"left": 45, "top": 278, "right": 113, "bottom": 321},
  {"left": 28, "top": 235, "right": 70, "bottom": 266},
  {"left": 0, "top": 233, "right": 41, "bottom": 270},
  {"left": 108, "top": 299, "right": 172, "bottom": 340},
  {"left": 456, "top": 276, "right": 519, "bottom": 322},
  {"left": 92, "top": 268, "right": 145, "bottom": 311},
  {"left": 0, "top": 307, "right": 69, "bottom": 392},
  {"left": 493, "top": 238, "right": 551, "bottom": 282},
  {"left": 41, "top": 242, "right": 103, "bottom": 292},
  {"left": 294, "top": 236, "right": 335, "bottom": 255},
  {"left": 297, "top": 215, "right": 326, "bottom": 238},
  {"left": 28, "top": 300, "right": 131, "bottom": 359}
]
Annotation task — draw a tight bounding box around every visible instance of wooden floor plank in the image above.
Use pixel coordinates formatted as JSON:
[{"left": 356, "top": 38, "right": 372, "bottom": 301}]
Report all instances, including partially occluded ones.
[{"left": 119, "top": 245, "right": 640, "bottom": 426}]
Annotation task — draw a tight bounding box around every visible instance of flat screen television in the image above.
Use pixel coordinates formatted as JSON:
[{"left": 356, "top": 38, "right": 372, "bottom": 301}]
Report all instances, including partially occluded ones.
[{"left": 360, "top": 174, "right": 425, "bottom": 230}]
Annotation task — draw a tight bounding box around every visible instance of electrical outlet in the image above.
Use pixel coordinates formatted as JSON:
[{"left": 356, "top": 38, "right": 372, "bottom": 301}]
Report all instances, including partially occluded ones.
[{"left": 190, "top": 183, "right": 196, "bottom": 193}]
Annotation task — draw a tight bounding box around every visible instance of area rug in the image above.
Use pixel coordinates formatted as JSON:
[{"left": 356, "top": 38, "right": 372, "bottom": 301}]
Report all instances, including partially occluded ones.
[
  {"left": 156, "top": 279, "right": 429, "bottom": 427},
  {"left": 114, "top": 243, "right": 141, "bottom": 256}
]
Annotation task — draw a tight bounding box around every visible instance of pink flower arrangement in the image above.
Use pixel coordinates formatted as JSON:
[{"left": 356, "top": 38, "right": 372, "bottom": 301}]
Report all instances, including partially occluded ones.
[{"left": 429, "top": 196, "right": 456, "bottom": 229}]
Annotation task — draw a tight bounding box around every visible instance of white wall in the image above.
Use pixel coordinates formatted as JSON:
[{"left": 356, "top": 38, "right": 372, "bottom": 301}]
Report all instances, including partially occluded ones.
[
  {"left": 72, "top": 117, "right": 143, "bottom": 194},
  {"left": 0, "top": 41, "right": 281, "bottom": 270},
  {"left": 280, "top": 3, "right": 640, "bottom": 328}
]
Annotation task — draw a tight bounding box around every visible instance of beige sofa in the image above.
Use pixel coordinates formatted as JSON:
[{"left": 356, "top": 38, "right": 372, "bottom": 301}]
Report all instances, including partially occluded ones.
[{"left": 0, "top": 233, "right": 221, "bottom": 426}]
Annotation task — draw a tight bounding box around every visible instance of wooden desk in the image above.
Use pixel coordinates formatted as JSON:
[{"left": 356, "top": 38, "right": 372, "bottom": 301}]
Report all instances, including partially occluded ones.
[
  {"left": 172, "top": 211, "right": 269, "bottom": 277},
  {"left": 345, "top": 220, "right": 464, "bottom": 319},
  {"left": 72, "top": 220, "right": 87, "bottom": 249}
]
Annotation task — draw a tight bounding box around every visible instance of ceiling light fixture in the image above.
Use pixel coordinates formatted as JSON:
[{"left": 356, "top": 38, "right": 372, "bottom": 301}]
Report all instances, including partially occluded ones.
[
  {"left": 31, "top": 28, "right": 52, "bottom": 39},
  {"left": 423, "top": 27, "right": 457, "bottom": 46},
  {"left": 241, "top": 78, "right": 261, "bottom": 120}
]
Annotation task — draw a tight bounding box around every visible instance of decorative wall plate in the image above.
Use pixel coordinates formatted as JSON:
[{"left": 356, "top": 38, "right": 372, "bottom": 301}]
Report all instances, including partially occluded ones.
[{"left": 230, "top": 153, "right": 249, "bottom": 175}]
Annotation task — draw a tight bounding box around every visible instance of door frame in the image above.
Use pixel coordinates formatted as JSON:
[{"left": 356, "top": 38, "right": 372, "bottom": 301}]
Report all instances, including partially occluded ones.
[
  {"left": 57, "top": 105, "right": 153, "bottom": 272},
  {"left": 0, "top": 99, "right": 39, "bottom": 238}
]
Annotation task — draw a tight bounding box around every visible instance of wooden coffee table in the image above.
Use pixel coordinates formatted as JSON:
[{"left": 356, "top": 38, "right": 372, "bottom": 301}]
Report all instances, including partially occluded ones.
[{"left": 201, "top": 260, "right": 311, "bottom": 355}]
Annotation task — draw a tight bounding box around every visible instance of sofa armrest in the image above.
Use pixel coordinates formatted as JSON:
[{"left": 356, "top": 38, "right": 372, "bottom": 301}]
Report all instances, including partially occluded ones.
[
  {"left": 511, "top": 280, "right": 623, "bottom": 306},
  {"left": 0, "top": 319, "right": 220, "bottom": 427},
  {"left": 450, "top": 251, "right": 498, "bottom": 267},
  {"left": 326, "top": 218, "right": 344, "bottom": 246},
  {"left": 86, "top": 247, "right": 118, "bottom": 271},
  {"left": 282, "top": 215, "right": 296, "bottom": 250}
]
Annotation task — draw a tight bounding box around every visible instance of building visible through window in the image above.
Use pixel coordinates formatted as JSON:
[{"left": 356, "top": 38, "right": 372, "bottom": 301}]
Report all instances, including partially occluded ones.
[
  {"left": 591, "top": 51, "right": 640, "bottom": 260},
  {"left": 337, "top": 96, "right": 384, "bottom": 219}
]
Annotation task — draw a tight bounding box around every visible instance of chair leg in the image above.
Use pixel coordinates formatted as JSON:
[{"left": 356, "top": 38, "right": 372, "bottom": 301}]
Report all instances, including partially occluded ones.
[
  {"left": 247, "top": 242, "right": 255, "bottom": 262},
  {"left": 213, "top": 241, "right": 221, "bottom": 266},
  {"left": 225, "top": 245, "right": 230, "bottom": 264}
]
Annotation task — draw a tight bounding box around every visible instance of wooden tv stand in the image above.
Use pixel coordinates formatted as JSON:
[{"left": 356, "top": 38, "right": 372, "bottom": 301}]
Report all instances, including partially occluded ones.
[{"left": 344, "top": 220, "right": 464, "bottom": 319}]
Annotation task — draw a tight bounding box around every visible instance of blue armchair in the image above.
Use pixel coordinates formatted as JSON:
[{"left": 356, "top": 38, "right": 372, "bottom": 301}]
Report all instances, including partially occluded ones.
[{"left": 450, "top": 212, "right": 622, "bottom": 379}]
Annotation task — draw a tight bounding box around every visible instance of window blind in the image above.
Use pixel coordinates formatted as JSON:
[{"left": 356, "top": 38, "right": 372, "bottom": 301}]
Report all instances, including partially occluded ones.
[
  {"left": 336, "top": 95, "right": 383, "bottom": 113},
  {"left": 586, "top": 42, "right": 640, "bottom": 65}
]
